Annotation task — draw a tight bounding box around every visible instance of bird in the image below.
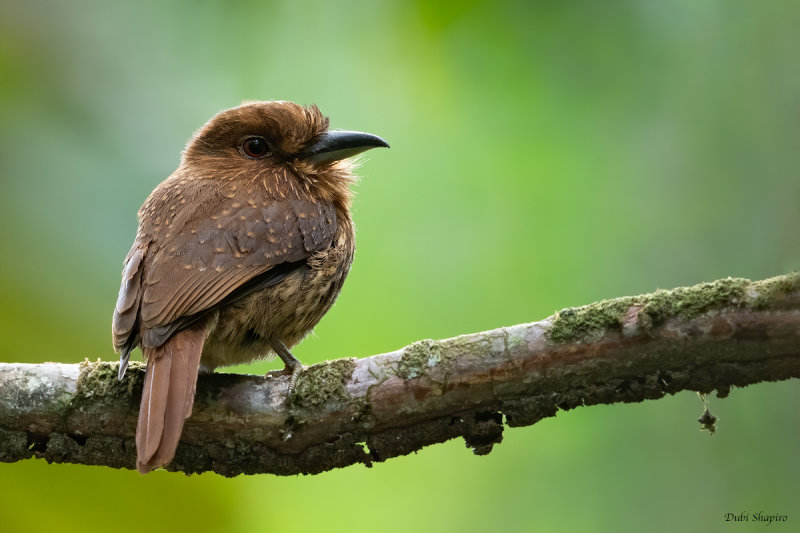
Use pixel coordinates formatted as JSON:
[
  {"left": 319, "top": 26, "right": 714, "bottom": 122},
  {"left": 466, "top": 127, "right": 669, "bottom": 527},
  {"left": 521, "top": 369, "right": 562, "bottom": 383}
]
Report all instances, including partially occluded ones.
[{"left": 112, "top": 101, "right": 388, "bottom": 473}]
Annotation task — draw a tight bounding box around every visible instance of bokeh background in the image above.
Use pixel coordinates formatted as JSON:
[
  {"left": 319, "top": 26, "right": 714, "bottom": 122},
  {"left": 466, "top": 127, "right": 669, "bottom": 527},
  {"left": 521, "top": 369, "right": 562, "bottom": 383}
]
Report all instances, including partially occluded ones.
[{"left": 1, "top": 1, "right": 799, "bottom": 531}]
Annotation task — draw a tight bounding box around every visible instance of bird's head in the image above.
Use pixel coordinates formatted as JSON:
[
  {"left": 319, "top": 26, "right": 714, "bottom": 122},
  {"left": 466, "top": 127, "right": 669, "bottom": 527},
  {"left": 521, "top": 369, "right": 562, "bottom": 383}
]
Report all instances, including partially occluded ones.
[{"left": 180, "top": 101, "right": 388, "bottom": 208}]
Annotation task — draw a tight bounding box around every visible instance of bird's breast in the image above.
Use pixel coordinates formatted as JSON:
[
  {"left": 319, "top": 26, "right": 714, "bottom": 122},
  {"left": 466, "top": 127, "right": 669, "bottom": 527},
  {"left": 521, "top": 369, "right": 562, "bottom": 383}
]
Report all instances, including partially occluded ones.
[{"left": 199, "top": 220, "right": 355, "bottom": 369}]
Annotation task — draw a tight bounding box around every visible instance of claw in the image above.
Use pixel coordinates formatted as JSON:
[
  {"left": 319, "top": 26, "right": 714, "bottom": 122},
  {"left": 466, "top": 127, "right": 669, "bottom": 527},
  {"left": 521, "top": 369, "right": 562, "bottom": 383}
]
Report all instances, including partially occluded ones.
[
  {"left": 264, "top": 363, "right": 305, "bottom": 394},
  {"left": 287, "top": 364, "right": 305, "bottom": 394},
  {"left": 268, "top": 339, "right": 305, "bottom": 395}
]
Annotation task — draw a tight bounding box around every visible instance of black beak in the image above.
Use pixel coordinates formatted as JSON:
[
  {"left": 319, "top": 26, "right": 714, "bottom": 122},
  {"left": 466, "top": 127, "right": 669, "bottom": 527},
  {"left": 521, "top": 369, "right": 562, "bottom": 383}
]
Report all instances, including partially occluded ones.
[{"left": 304, "top": 130, "right": 389, "bottom": 164}]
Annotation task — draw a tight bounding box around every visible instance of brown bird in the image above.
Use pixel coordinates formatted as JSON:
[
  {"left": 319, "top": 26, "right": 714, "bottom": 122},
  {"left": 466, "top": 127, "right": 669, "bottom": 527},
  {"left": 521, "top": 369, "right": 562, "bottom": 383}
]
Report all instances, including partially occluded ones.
[{"left": 112, "top": 101, "right": 387, "bottom": 473}]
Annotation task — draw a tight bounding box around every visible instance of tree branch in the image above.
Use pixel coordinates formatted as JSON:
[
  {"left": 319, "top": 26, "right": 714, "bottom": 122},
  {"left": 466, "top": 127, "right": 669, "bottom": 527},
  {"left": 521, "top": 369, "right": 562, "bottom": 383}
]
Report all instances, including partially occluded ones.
[{"left": 1, "top": 273, "right": 798, "bottom": 476}]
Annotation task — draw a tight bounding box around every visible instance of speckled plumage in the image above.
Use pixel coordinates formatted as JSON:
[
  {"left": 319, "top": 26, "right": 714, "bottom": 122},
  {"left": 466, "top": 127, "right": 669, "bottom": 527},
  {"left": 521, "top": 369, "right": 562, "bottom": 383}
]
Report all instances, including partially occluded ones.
[{"left": 112, "top": 101, "right": 386, "bottom": 473}]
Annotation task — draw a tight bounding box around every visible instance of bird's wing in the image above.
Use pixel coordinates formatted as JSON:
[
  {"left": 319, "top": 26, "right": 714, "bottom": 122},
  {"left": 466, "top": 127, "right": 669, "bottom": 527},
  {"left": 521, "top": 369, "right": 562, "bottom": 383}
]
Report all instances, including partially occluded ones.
[
  {"left": 112, "top": 187, "right": 337, "bottom": 358},
  {"left": 112, "top": 243, "right": 148, "bottom": 355}
]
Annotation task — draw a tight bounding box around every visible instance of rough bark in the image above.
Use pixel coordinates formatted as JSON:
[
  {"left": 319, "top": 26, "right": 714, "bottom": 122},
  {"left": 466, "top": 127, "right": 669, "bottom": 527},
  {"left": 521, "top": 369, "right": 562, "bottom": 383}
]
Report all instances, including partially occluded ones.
[{"left": 1, "top": 273, "right": 798, "bottom": 476}]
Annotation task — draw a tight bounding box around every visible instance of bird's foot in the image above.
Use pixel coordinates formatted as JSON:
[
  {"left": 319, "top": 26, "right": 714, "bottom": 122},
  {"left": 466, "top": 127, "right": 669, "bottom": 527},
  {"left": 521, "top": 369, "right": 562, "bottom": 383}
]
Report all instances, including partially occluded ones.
[
  {"left": 264, "top": 363, "right": 305, "bottom": 394},
  {"left": 268, "top": 340, "right": 305, "bottom": 394}
]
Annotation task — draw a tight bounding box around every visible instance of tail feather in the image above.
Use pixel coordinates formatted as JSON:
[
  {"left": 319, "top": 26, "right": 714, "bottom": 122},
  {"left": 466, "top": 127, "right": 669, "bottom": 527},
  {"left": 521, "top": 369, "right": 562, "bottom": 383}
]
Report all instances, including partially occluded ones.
[
  {"left": 136, "top": 324, "right": 207, "bottom": 473},
  {"left": 137, "top": 347, "right": 172, "bottom": 464}
]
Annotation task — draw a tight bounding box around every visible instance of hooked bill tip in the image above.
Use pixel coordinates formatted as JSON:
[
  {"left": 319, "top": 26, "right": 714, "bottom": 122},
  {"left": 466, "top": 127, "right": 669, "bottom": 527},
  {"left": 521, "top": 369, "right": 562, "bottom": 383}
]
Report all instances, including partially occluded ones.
[{"left": 304, "top": 130, "right": 389, "bottom": 164}]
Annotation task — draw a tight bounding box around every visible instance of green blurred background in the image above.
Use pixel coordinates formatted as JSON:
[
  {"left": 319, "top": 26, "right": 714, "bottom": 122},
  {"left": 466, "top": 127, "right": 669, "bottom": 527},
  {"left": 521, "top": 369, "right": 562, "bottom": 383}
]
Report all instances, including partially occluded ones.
[{"left": 1, "top": 1, "right": 798, "bottom": 531}]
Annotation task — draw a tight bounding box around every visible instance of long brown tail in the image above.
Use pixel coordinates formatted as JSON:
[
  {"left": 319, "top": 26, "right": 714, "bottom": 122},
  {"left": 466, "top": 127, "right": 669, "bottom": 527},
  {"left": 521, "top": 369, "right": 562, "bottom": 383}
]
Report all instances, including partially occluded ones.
[{"left": 136, "top": 324, "right": 207, "bottom": 473}]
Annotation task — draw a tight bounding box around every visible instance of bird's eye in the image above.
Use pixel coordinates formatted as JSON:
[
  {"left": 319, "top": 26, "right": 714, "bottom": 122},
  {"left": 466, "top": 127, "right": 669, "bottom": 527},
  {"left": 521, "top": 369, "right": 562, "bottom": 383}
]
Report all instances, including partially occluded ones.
[{"left": 242, "top": 136, "right": 270, "bottom": 158}]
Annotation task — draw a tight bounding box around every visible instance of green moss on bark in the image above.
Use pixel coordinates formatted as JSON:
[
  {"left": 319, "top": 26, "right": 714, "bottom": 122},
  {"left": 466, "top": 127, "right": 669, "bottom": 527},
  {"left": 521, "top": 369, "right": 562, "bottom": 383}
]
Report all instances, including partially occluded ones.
[
  {"left": 77, "top": 359, "right": 144, "bottom": 400},
  {"left": 750, "top": 272, "right": 800, "bottom": 309},
  {"left": 291, "top": 358, "right": 357, "bottom": 406},
  {"left": 397, "top": 339, "right": 441, "bottom": 379},
  {"left": 548, "top": 276, "right": 792, "bottom": 343},
  {"left": 549, "top": 297, "right": 637, "bottom": 343},
  {"left": 636, "top": 277, "right": 749, "bottom": 330}
]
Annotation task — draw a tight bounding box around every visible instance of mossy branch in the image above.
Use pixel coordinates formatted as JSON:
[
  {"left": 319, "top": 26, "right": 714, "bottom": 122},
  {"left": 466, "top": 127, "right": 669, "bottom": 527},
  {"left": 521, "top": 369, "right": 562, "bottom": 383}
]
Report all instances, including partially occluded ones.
[{"left": 1, "top": 273, "right": 799, "bottom": 476}]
